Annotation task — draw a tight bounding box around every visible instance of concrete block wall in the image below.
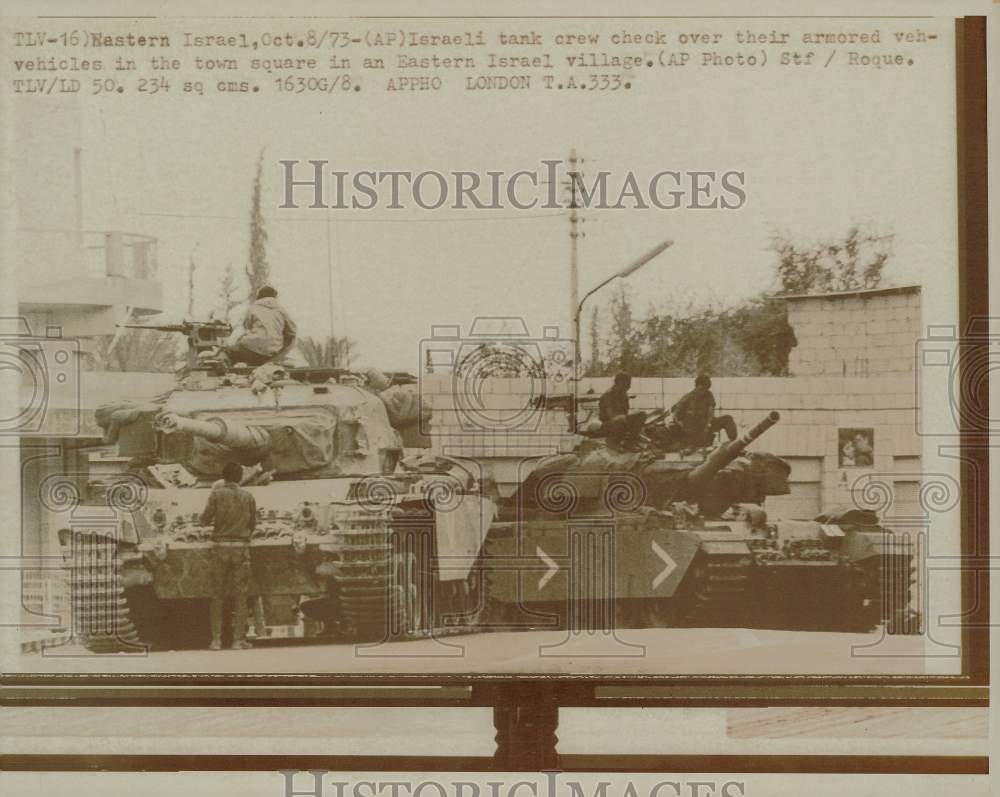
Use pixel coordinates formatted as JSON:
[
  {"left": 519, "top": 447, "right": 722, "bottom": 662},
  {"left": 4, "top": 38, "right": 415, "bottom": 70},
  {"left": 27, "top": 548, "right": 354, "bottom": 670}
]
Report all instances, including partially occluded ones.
[
  {"left": 786, "top": 289, "right": 921, "bottom": 377},
  {"left": 417, "top": 289, "right": 924, "bottom": 517},
  {"left": 418, "top": 372, "right": 922, "bottom": 519},
  {"left": 420, "top": 373, "right": 573, "bottom": 458}
]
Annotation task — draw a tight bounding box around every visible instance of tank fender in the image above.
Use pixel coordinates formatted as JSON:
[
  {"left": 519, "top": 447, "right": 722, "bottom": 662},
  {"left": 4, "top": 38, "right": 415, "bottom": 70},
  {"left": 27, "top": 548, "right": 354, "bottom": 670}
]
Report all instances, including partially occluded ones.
[
  {"left": 698, "top": 540, "right": 753, "bottom": 557},
  {"left": 841, "top": 528, "right": 915, "bottom": 564}
]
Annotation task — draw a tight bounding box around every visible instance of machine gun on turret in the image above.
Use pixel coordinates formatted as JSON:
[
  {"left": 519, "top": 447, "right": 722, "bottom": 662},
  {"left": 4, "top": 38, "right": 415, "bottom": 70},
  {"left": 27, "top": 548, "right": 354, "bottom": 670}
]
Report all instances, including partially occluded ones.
[{"left": 118, "top": 320, "right": 233, "bottom": 369}]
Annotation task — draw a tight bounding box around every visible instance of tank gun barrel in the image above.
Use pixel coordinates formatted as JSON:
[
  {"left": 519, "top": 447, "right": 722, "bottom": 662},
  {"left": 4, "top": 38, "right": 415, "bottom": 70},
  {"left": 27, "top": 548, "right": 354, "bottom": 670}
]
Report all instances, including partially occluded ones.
[
  {"left": 687, "top": 411, "right": 780, "bottom": 486},
  {"left": 119, "top": 323, "right": 189, "bottom": 333},
  {"left": 118, "top": 319, "right": 233, "bottom": 336},
  {"left": 155, "top": 413, "right": 270, "bottom": 451}
]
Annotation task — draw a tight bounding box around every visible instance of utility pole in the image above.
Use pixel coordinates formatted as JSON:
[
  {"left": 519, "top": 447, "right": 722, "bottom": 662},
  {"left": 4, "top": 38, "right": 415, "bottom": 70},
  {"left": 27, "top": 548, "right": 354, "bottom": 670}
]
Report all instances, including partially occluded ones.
[
  {"left": 326, "top": 213, "right": 336, "bottom": 342},
  {"left": 565, "top": 148, "right": 585, "bottom": 365}
]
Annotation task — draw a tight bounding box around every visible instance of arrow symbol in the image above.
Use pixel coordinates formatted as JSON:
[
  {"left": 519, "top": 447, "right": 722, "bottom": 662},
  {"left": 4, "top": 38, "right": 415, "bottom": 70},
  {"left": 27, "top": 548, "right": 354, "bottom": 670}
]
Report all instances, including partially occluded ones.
[
  {"left": 537, "top": 545, "right": 558, "bottom": 590},
  {"left": 651, "top": 540, "right": 677, "bottom": 589}
]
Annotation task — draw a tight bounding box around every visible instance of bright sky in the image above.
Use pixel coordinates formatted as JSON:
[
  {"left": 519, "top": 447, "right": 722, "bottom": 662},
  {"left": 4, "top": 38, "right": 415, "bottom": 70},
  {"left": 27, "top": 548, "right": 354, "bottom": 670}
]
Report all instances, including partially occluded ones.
[{"left": 13, "top": 17, "right": 956, "bottom": 372}]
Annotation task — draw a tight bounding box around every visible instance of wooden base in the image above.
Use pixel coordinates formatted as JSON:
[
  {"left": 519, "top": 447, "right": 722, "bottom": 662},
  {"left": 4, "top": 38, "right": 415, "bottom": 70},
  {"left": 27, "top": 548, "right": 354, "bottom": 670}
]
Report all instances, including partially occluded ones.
[{"left": 492, "top": 686, "right": 559, "bottom": 770}]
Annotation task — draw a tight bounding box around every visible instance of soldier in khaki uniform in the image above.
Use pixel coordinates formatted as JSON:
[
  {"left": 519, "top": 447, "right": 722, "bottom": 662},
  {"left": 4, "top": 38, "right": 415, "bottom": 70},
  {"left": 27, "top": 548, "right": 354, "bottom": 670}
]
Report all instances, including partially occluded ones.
[
  {"left": 200, "top": 462, "right": 257, "bottom": 650},
  {"left": 598, "top": 372, "right": 647, "bottom": 448},
  {"left": 669, "top": 374, "right": 738, "bottom": 448},
  {"left": 223, "top": 286, "right": 297, "bottom": 366}
]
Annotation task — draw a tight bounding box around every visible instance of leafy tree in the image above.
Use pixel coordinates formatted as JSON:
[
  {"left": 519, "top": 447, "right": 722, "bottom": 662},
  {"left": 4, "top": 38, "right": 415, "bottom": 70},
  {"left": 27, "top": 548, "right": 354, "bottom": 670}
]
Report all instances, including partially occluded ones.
[
  {"left": 455, "top": 343, "right": 542, "bottom": 378},
  {"left": 87, "top": 329, "right": 178, "bottom": 373},
  {"left": 186, "top": 251, "right": 197, "bottom": 317},
  {"left": 591, "top": 226, "right": 888, "bottom": 378},
  {"left": 727, "top": 298, "right": 797, "bottom": 376},
  {"left": 245, "top": 150, "right": 271, "bottom": 296},
  {"left": 771, "top": 224, "right": 893, "bottom": 295},
  {"left": 214, "top": 261, "right": 244, "bottom": 326},
  {"left": 297, "top": 336, "right": 357, "bottom": 368},
  {"left": 606, "top": 284, "right": 642, "bottom": 374},
  {"left": 453, "top": 341, "right": 572, "bottom": 382},
  {"left": 586, "top": 306, "right": 602, "bottom": 375}
]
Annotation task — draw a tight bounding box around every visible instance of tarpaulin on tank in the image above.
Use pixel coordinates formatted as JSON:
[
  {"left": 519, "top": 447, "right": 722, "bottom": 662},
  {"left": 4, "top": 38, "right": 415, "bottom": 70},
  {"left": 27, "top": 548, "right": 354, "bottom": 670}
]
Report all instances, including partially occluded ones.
[
  {"left": 378, "top": 385, "right": 428, "bottom": 427},
  {"left": 433, "top": 495, "right": 496, "bottom": 581},
  {"left": 154, "top": 382, "right": 403, "bottom": 478},
  {"left": 95, "top": 400, "right": 162, "bottom": 452},
  {"left": 268, "top": 416, "right": 337, "bottom": 471},
  {"left": 378, "top": 385, "right": 432, "bottom": 448}
]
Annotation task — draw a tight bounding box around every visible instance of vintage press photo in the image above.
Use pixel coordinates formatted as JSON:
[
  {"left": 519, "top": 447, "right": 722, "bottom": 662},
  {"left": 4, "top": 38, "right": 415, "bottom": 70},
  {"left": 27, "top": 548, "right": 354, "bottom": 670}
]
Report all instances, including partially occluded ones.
[{"left": 0, "top": 4, "right": 977, "bottom": 682}]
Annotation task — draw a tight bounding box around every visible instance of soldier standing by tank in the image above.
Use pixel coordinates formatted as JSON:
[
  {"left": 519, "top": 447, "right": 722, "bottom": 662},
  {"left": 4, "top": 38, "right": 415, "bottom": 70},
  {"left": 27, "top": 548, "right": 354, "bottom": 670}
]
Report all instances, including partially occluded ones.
[
  {"left": 223, "top": 286, "right": 297, "bottom": 367},
  {"left": 669, "top": 374, "right": 738, "bottom": 448},
  {"left": 598, "top": 372, "right": 647, "bottom": 448},
  {"left": 200, "top": 461, "right": 257, "bottom": 650}
]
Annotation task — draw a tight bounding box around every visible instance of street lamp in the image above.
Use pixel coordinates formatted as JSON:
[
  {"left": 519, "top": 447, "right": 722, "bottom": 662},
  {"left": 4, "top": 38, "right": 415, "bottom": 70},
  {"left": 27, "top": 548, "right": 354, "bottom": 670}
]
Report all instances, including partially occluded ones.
[{"left": 571, "top": 239, "right": 673, "bottom": 429}]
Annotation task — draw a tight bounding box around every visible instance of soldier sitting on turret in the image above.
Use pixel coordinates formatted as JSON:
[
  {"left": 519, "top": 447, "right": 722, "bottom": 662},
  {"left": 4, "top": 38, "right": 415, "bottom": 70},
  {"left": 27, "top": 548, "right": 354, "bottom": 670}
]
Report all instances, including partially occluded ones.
[
  {"left": 668, "top": 374, "right": 738, "bottom": 449},
  {"left": 223, "top": 286, "right": 297, "bottom": 367},
  {"left": 598, "top": 372, "right": 647, "bottom": 449}
]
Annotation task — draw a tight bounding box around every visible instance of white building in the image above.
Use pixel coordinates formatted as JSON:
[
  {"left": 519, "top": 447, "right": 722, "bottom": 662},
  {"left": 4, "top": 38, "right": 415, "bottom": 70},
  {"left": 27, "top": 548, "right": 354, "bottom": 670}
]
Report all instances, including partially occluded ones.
[{"left": 16, "top": 230, "right": 168, "bottom": 649}]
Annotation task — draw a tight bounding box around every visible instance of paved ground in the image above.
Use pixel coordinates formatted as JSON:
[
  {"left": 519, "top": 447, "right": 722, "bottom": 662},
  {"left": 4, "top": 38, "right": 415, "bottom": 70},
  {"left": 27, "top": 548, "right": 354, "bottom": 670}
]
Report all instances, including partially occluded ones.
[{"left": 18, "top": 627, "right": 928, "bottom": 674}]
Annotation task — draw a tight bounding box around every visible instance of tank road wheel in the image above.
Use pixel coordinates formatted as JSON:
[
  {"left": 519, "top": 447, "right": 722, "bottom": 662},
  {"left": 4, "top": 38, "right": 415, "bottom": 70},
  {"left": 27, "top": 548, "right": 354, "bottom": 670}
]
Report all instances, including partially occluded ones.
[{"left": 62, "top": 532, "right": 158, "bottom": 653}]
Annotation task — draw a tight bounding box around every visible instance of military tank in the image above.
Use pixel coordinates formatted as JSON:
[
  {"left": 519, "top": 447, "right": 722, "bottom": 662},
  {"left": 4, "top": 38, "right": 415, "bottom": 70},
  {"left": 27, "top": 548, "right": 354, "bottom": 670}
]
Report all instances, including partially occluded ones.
[
  {"left": 56, "top": 323, "right": 496, "bottom": 653},
  {"left": 482, "top": 411, "right": 920, "bottom": 634},
  {"left": 55, "top": 320, "right": 918, "bottom": 652}
]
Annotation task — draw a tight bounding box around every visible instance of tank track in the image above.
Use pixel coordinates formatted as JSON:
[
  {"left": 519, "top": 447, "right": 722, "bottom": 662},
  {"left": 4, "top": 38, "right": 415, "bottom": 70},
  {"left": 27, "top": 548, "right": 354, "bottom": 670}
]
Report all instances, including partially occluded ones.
[
  {"left": 63, "top": 532, "right": 149, "bottom": 653},
  {"left": 325, "top": 507, "right": 409, "bottom": 640}
]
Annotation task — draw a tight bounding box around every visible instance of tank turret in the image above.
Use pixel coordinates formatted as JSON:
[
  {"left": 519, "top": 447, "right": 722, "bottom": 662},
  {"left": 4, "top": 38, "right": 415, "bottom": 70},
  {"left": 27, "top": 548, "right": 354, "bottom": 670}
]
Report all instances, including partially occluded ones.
[{"left": 508, "top": 411, "right": 788, "bottom": 520}]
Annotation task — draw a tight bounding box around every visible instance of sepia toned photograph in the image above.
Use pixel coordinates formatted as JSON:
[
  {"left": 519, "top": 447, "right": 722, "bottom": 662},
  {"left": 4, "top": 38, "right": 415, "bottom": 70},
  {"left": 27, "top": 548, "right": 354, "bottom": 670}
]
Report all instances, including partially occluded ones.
[
  {"left": 0, "top": 3, "right": 984, "bottom": 695},
  {"left": 0, "top": 0, "right": 993, "bottom": 791}
]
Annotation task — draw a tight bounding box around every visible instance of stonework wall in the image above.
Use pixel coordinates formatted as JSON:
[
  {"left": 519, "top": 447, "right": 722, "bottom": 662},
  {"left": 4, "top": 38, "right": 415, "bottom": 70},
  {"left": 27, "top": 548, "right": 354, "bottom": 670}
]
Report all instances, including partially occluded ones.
[{"left": 785, "top": 288, "right": 921, "bottom": 377}]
